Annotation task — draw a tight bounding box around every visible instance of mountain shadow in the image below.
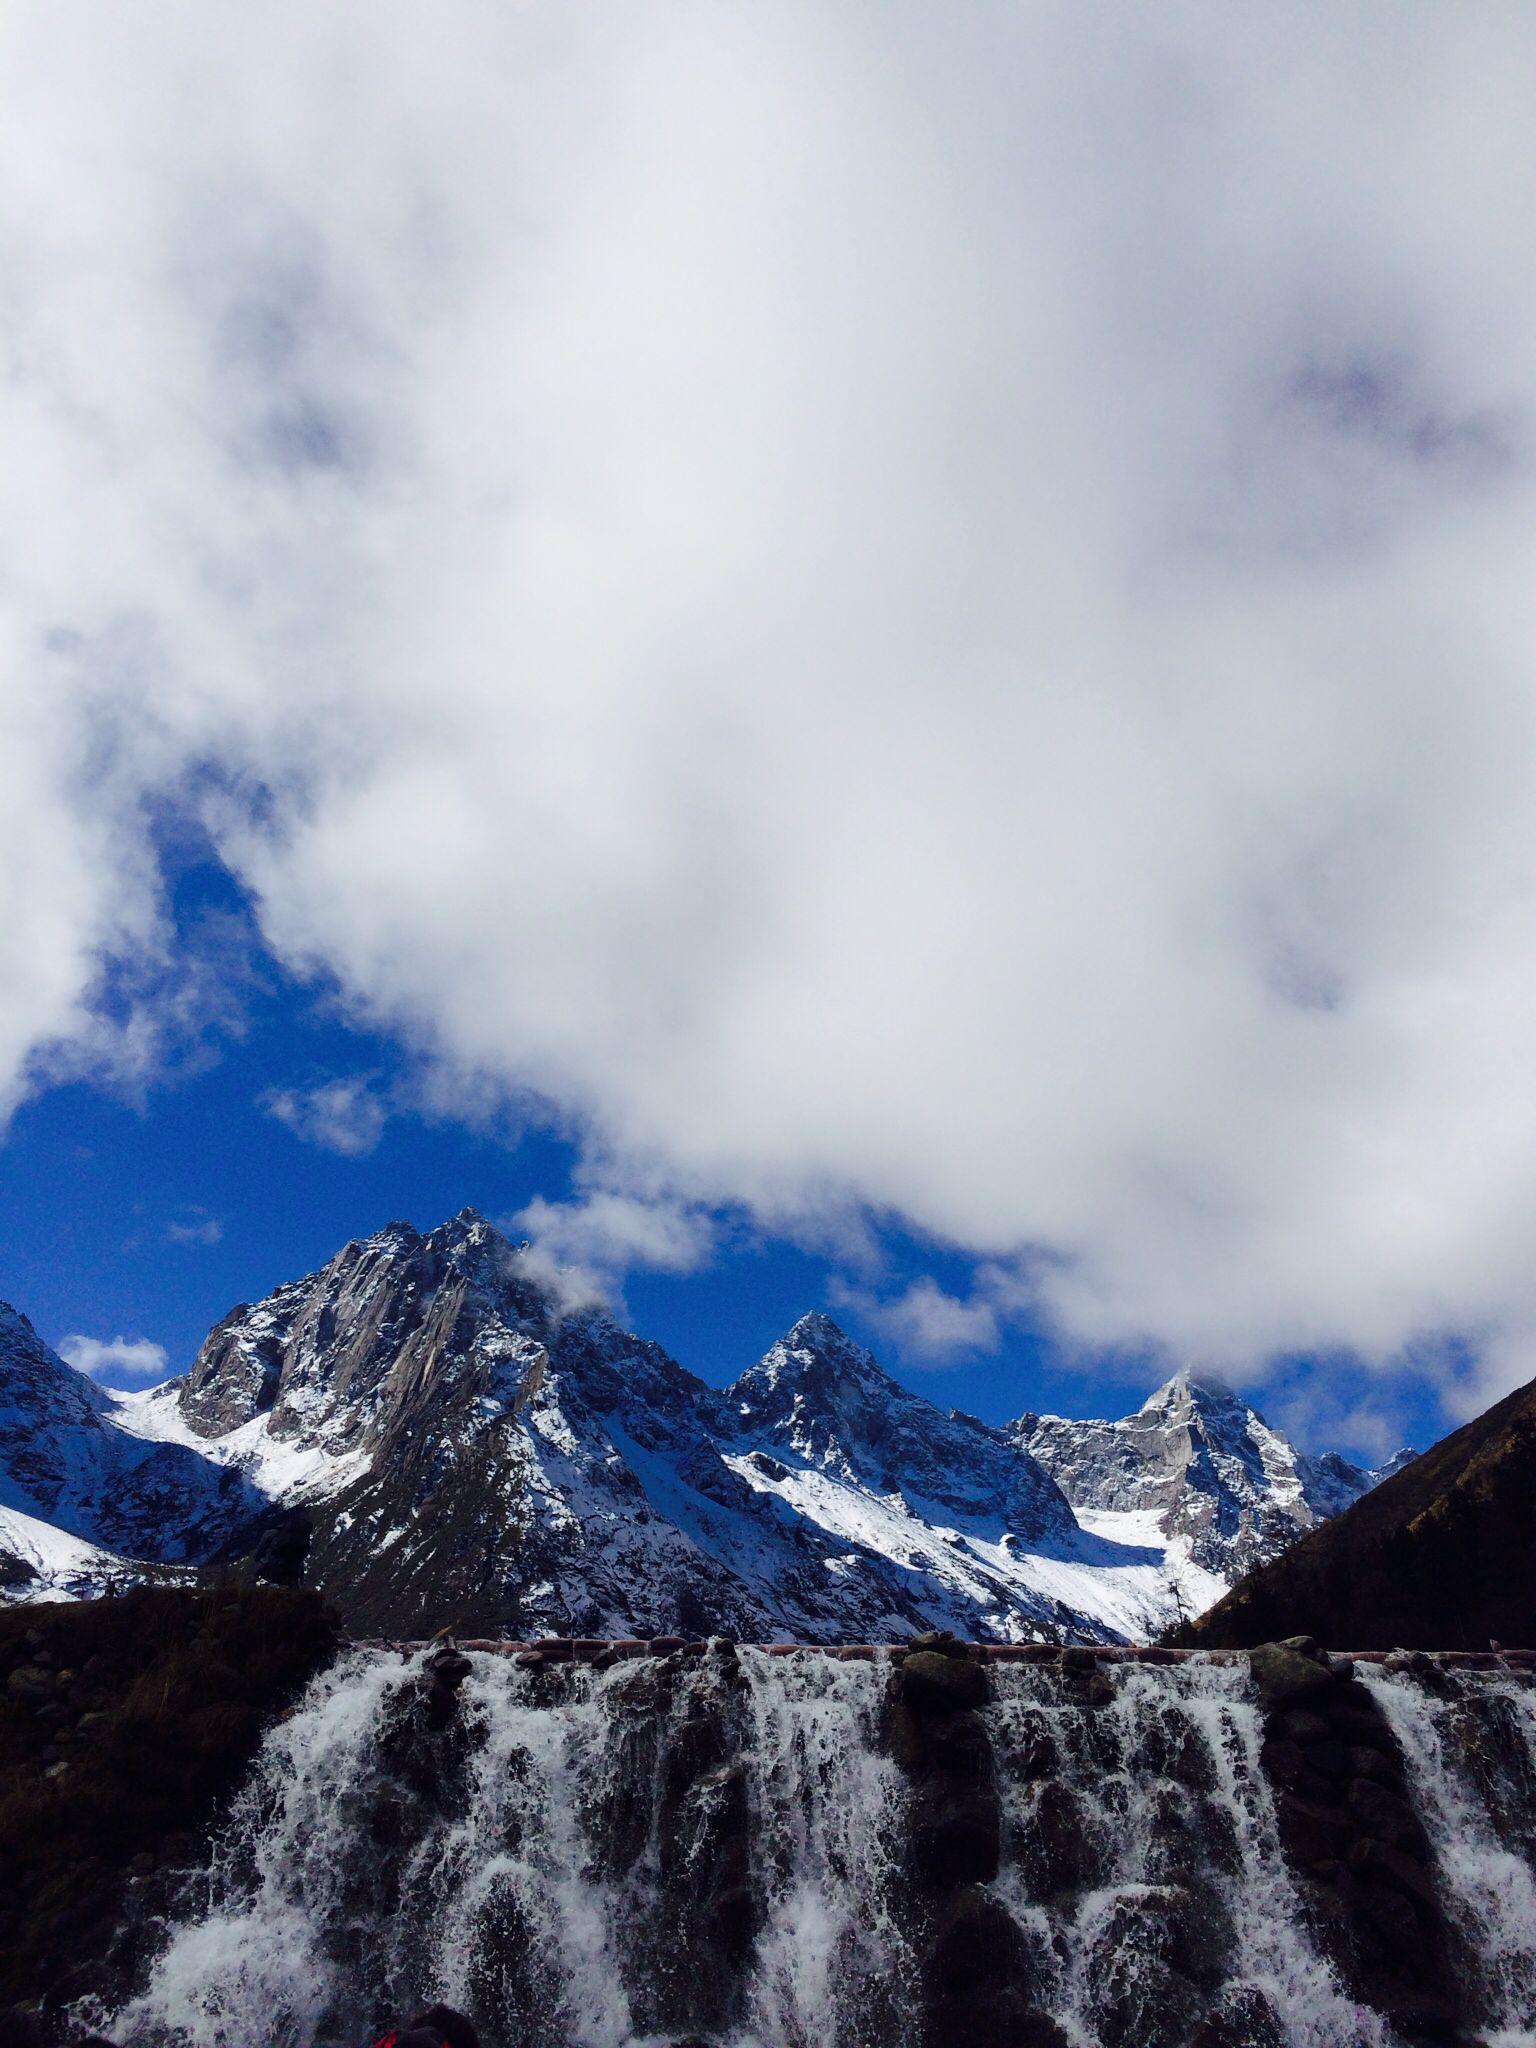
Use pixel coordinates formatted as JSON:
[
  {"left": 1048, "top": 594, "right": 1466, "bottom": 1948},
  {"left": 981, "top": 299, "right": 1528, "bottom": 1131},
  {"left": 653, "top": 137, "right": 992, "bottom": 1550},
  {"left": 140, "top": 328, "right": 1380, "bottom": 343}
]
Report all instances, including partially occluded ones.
[{"left": 1171, "top": 1372, "right": 1536, "bottom": 1650}]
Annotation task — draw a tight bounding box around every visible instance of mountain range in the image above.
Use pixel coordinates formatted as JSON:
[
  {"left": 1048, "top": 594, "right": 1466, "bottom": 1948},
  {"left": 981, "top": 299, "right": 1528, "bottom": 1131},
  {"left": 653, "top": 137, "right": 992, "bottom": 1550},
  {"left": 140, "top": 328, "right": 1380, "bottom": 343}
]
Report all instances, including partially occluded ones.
[{"left": 0, "top": 1208, "right": 1410, "bottom": 1641}]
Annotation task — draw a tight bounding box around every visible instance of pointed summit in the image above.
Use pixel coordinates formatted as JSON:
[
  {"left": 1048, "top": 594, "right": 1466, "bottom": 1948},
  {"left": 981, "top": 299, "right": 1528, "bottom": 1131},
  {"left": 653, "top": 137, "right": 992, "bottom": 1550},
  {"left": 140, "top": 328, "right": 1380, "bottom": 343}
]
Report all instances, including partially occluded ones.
[
  {"left": 735, "top": 1311, "right": 897, "bottom": 1411},
  {"left": 1139, "top": 1366, "right": 1245, "bottom": 1420},
  {"left": 780, "top": 1310, "right": 875, "bottom": 1368}
]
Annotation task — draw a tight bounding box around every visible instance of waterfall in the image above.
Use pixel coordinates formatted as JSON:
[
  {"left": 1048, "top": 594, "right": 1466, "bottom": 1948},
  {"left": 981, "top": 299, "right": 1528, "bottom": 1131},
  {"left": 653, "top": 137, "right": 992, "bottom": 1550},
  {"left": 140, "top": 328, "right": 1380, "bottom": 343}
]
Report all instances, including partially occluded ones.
[
  {"left": 1358, "top": 1666, "right": 1536, "bottom": 2047},
  {"left": 990, "top": 1661, "right": 1383, "bottom": 2048},
  {"left": 97, "top": 1647, "right": 1536, "bottom": 2048}
]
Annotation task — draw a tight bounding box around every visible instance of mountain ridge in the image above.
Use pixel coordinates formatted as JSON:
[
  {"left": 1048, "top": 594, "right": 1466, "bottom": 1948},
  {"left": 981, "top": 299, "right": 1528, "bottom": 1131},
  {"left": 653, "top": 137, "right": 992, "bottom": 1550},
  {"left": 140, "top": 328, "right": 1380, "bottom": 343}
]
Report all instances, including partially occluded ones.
[{"left": 1, "top": 1211, "right": 1406, "bottom": 1639}]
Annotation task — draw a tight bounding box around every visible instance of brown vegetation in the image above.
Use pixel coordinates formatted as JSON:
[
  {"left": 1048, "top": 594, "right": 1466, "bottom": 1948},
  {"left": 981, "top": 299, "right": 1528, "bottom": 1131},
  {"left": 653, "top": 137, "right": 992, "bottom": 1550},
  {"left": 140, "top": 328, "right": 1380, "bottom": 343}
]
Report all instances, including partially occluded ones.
[{"left": 0, "top": 1583, "right": 340, "bottom": 2013}]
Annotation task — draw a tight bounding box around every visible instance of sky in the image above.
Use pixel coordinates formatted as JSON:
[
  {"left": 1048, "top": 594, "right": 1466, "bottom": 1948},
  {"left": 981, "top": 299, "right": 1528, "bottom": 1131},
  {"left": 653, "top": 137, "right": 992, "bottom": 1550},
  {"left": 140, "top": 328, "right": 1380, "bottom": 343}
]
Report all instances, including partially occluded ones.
[{"left": 5, "top": 4, "right": 1536, "bottom": 1462}]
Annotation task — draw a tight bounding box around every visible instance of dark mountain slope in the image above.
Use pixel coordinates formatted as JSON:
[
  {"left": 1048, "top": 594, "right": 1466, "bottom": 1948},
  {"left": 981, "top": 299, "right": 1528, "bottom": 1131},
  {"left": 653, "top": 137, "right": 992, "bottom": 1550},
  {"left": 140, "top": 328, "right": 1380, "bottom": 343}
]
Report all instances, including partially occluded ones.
[{"left": 1173, "top": 1372, "right": 1536, "bottom": 1649}]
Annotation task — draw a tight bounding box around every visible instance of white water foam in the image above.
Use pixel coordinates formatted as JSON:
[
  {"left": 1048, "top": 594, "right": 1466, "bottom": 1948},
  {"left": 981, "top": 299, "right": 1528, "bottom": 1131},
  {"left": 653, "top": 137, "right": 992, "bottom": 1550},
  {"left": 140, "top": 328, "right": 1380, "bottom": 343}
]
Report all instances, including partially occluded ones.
[
  {"left": 990, "top": 1659, "right": 1385, "bottom": 2048},
  {"left": 1358, "top": 1666, "right": 1536, "bottom": 2048}
]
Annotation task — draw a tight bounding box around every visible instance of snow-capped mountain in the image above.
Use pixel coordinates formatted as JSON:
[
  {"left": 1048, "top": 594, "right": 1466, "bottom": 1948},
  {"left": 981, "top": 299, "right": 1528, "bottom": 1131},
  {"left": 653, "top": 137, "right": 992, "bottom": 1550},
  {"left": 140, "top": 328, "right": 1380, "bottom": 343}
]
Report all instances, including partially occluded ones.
[
  {"left": 0, "top": 1300, "right": 253, "bottom": 1597},
  {"left": 1013, "top": 1369, "right": 1411, "bottom": 1611},
  {"left": 0, "top": 1212, "right": 1407, "bottom": 1639}
]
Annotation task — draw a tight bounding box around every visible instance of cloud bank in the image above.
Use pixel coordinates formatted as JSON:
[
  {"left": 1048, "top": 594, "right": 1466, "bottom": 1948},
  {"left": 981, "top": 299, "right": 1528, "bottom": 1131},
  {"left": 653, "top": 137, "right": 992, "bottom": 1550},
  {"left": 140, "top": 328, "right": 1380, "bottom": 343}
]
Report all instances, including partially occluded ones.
[{"left": 7, "top": 5, "right": 1536, "bottom": 1404}]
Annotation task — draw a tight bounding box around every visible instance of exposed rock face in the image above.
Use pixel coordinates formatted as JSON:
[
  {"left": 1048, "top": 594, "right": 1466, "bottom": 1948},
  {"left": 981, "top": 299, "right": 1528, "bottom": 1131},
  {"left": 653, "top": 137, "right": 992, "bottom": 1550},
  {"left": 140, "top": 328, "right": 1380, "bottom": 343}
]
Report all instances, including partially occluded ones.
[
  {"left": 1014, "top": 1370, "right": 1406, "bottom": 1588},
  {"left": 732, "top": 1313, "right": 1071, "bottom": 1543}
]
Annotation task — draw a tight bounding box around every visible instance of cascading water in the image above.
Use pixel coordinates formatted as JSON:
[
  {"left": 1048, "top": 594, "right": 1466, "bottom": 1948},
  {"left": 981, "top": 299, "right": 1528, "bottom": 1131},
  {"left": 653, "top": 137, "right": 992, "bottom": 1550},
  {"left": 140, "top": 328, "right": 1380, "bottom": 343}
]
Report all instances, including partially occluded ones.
[
  {"left": 1358, "top": 1667, "right": 1536, "bottom": 2048},
  {"left": 97, "top": 1647, "right": 1536, "bottom": 2048},
  {"left": 990, "top": 1661, "right": 1383, "bottom": 2048},
  {"left": 107, "top": 1648, "right": 909, "bottom": 2048}
]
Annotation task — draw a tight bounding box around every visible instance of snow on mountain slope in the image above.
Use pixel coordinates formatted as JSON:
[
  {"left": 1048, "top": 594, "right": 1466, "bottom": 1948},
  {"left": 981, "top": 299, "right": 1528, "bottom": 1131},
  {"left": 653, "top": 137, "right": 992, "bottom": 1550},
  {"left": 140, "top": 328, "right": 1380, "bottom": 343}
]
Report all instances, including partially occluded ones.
[
  {"left": 0, "top": 1503, "right": 152, "bottom": 1604},
  {"left": 0, "top": 1301, "right": 253, "bottom": 1565},
  {"left": 1013, "top": 1368, "right": 1410, "bottom": 1591},
  {"left": 2, "top": 1217, "right": 1407, "bottom": 1639}
]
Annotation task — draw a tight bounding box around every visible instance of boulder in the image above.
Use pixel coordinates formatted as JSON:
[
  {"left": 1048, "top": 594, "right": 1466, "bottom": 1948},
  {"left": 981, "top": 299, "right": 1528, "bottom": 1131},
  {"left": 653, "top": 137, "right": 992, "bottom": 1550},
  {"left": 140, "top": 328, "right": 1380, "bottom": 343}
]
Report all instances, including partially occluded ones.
[
  {"left": 5, "top": 1666, "right": 53, "bottom": 1703},
  {"left": 1274, "top": 1794, "right": 1355, "bottom": 1870},
  {"left": 1282, "top": 1708, "right": 1331, "bottom": 1745},
  {"left": 1082, "top": 1890, "right": 1207, "bottom": 2048},
  {"left": 426, "top": 1647, "right": 474, "bottom": 1690},
  {"left": 924, "top": 1985, "right": 1065, "bottom": 2048},
  {"left": 924, "top": 1885, "right": 1036, "bottom": 1995},
  {"left": 1190, "top": 1985, "right": 1285, "bottom": 2048},
  {"left": 1247, "top": 1641, "right": 1337, "bottom": 1709},
  {"left": 900, "top": 1652, "right": 990, "bottom": 1714},
  {"left": 1015, "top": 1779, "right": 1106, "bottom": 1898}
]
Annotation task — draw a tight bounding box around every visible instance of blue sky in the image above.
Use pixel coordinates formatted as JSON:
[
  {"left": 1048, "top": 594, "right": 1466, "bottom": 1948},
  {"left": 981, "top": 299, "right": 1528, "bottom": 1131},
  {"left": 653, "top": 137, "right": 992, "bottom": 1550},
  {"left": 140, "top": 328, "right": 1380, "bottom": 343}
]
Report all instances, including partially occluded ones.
[
  {"left": 5, "top": 7, "right": 1533, "bottom": 1467},
  {"left": 0, "top": 852, "right": 1449, "bottom": 1461}
]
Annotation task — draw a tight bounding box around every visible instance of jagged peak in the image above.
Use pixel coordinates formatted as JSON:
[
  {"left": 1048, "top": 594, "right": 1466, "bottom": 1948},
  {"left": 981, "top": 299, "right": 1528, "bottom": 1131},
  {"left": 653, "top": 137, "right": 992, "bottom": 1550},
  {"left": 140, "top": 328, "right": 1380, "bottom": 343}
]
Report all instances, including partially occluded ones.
[
  {"left": 763, "top": 1311, "right": 891, "bottom": 1383},
  {"left": 784, "top": 1309, "right": 857, "bottom": 1351},
  {"left": 1138, "top": 1365, "right": 1246, "bottom": 1417},
  {"left": 441, "top": 1204, "right": 493, "bottom": 1237},
  {"left": 0, "top": 1298, "right": 38, "bottom": 1338}
]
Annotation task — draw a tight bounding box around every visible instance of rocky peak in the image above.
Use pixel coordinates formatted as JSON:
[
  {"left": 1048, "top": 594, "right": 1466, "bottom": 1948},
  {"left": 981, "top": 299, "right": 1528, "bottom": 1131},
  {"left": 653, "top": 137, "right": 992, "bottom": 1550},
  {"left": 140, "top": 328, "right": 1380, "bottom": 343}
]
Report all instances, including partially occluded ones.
[
  {"left": 728, "top": 1314, "right": 910, "bottom": 1453},
  {"left": 729, "top": 1312, "right": 1074, "bottom": 1540},
  {"left": 175, "top": 1210, "right": 568, "bottom": 1448},
  {"left": 1013, "top": 1369, "right": 1397, "bottom": 1584},
  {"left": 1138, "top": 1367, "right": 1247, "bottom": 1424},
  {"left": 0, "top": 1302, "right": 109, "bottom": 1430},
  {"left": 0, "top": 1303, "right": 247, "bottom": 1566}
]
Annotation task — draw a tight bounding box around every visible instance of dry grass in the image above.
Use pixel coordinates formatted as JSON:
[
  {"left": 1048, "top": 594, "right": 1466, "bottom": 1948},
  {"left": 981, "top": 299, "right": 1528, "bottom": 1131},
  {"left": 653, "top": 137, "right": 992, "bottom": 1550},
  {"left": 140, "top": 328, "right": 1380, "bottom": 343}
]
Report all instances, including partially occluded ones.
[{"left": 0, "top": 1583, "right": 340, "bottom": 2009}]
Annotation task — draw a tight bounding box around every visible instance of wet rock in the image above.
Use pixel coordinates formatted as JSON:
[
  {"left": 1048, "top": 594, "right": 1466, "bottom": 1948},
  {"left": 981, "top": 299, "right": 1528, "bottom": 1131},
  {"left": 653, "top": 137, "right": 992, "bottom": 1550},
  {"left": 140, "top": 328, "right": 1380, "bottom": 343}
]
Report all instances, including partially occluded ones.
[
  {"left": 1191, "top": 1984, "right": 1285, "bottom": 2048},
  {"left": 1259, "top": 1738, "right": 1330, "bottom": 1804},
  {"left": 422, "top": 1679, "right": 460, "bottom": 1731},
  {"left": 911, "top": 1780, "right": 1001, "bottom": 1889},
  {"left": 1347, "top": 1776, "right": 1422, "bottom": 1848},
  {"left": 1346, "top": 1743, "right": 1403, "bottom": 1788},
  {"left": 1011, "top": 2015, "right": 1073, "bottom": 2048},
  {"left": 900, "top": 1651, "right": 990, "bottom": 1714},
  {"left": 1143, "top": 1787, "right": 1242, "bottom": 1885},
  {"left": 923, "top": 1710, "right": 992, "bottom": 1787},
  {"left": 1247, "top": 1641, "right": 1337, "bottom": 1709},
  {"left": 1274, "top": 1794, "right": 1355, "bottom": 1870},
  {"left": 924, "top": 1884, "right": 1036, "bottom": 1995},
  {"left": 1131, "top": 1708, "right": 1216, "bottom": 1790},
  {"left": 925, "top": 1984, "right": 1064, "bottom": 2048},
  {"left": 1082, "top": 1889, "right": 1207, "bottom": 2048},
  {"left": 1356, "top": 1880, "right": 1421, "bottom": 1954},
  {"left": 1068, "top": 1668, "right": 1116, "bottom": 1708},
  {"left": 1301, "top": 1737, "right": 1350, "bottom": 1781},
  {"left": 1014, "top": 1779, "right": 1105, "bottom": 1898},
  {"left": 426, "top": 1647, "right": 474, "bottom": 1690},
  {"left": 1282, "top": 1708, "right": 1331, "bottom": 1745},
  {"left": 1346, "top": 1836, "right": 1438, "bottom": 1906}
]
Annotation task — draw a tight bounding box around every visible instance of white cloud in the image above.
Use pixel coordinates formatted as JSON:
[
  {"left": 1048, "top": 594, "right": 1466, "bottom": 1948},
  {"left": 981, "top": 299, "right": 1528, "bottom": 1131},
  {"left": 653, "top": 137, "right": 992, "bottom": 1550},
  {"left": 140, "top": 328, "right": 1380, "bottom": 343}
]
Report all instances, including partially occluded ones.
[
  {"left": 511, "top": 1189, "right": 715, "bottom": 1311},
  {"left": 6, "top": 7, "right": 1536, "bottom": 1405},
  {"left": 261, "top": 1076, "right": 387, "bottom": 1157},
  {"left": 832, "top": 1276, "right": 1000, "bottom": 1366},
  {"left": 165, "top": 1209, "right": 223, "bottom": 1247},
  {"left": 59, "top": 1333, "right": 170, "bottom": 1385}
]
